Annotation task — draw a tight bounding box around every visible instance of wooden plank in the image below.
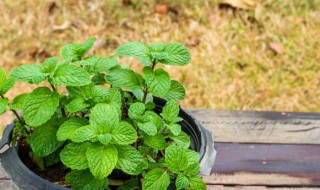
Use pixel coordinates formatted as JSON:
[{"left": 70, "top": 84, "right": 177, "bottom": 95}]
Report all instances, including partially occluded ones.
[
  {"left": 187, "top": 109, "right": 320, "bottom": 144},
  {"left": 203, "top": 143, "right": 320, "bottom": 186}
]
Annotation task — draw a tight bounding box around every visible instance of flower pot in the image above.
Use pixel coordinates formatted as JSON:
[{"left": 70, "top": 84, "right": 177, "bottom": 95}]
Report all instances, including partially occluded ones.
[{"left": 0, "top": 98, "right": 216, "bottom": 190}]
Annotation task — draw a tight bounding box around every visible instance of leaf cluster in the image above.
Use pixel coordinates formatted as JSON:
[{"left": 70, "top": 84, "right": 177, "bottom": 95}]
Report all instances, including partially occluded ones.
[{"left": 0, "top": 39, "right": 206, "bottom": 190}]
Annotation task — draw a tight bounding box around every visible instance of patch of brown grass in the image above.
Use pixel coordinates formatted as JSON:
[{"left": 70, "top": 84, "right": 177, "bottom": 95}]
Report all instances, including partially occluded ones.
[{"left": 0, "top": 0, "right": 319, "bottom": 130}]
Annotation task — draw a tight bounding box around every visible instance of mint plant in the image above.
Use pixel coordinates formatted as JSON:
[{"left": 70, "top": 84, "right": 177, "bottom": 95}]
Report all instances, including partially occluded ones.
[{"left": 0, "top": 38, "right": 206, "bottom": 190}]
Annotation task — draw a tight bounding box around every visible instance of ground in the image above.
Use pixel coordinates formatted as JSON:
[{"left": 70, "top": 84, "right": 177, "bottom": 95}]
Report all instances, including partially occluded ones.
[{"left": 0, "top": 0, "right": 319, "bottom": 132}]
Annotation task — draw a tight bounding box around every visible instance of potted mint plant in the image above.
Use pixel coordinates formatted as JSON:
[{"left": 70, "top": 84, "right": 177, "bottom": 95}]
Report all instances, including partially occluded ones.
[{"left": 0, "top": 38, "right": 216, "bottom": 190}]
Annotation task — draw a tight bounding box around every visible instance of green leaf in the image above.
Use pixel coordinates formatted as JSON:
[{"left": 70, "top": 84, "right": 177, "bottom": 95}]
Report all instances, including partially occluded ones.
[
  {"left": 185, "top": 176, "right": 206, "bottom": 190},
  {"left": 60, "top": 44, "right": 83, "bottom": 60},
  {"left": 27, "top": 124, "right": 63, "bottom": 157},
  {"left": 163, "top": 80, "right": 186, "bottom": 101},
  {"left": 165, "top": 145, "right": 188, "bottom": 173},
  {"left": 91, "top": 73, "right": 106, "bottom": 85},
  {"left": 60, "top": 142, "right": 89, "bottom": 170},
  {"left": 186, "top": 149, "right": 200, "bottom": 165},
  {"left": 67, "top": 84, "right": 94, "bottom": 100},
  {"left": 10, "top": 64, "right": 46, "bottom": 84},
  {"left": 0, "top": 68, "right": 6, "bottom": 85},
  {"left": 115, "top": 42, "right": 152, "bottom": 66},
  {"left": 90, "top": 103, "right": 119, "bottom": 133},
  {"left": 82, "top": 56, "right": 118, "bottom": 73},
  {"left": 150, "top": 43, "right": 166, "bottom": 52},
  {"left": 168, "top": 123, "right": 181, "bottom": 136},
  {"left": 184, "top": 163, "right": 200, "bottom": 176},
  {"left": 142, "top": 168, "right": 170, "bottom": 190},
  {"left": 71, "top": 125, "right": 98, "bottom": 142},
  {"left": 169, "top": 131, "right": 191, "bottom": 149},
  {"left": 22, "top": 87, "right": 60, "bottom": 127},
  {"left": 144, "top": 111, "right": 163, "bottom": 129},
  {"left": 65, "top": 97, "right": 90, "bottom": 113},
  {"left": 143, "top": 67, "right": 171, "bottom": 97},
  {"left": 0, "top": 77, "right": 15, "bottom": 96},
  {"left": 57, "top": 117, "right": 89, "bottom": 141},
  {"left": 102, "top": 88, "right": 122, "bottom": 110},
  {"left": 82, "top": 37, "right": 96, "bottom": 53},
  {"left": 41, "top": 57, "right": 58, "bottom": 74},
  {"left": 98, "top": 134, "right": 112, "bottom": 145},
  {"left": 65, "top": 170, "right": 108, "bottom": 190},
  {"left": 144, "top": 133, "right": 167, "bottom": 150},
  {"left": 161, "top": 42, "right": 191, "bottom": 66},
  {"left": 160, "top": 100, "right": 180, "bottom": 123},
  {"left": 9, "top": 93, "right": 28, "bottom": 110},
  {"left": 128, "top": 102, "right": 145, "bottom": 120},
  {"left": 50, "top": 64, "right": 91, "bottom": 86},
  {"left": 0, "top": 98, "right": 8, "bottom": 115},
  {"left": 175, "top": 174, "right": 189, "bottom": 190},
  {"left": 138, "top": 122, "right": 157, "bottom": 136},
  {"left": 110, "top": 121, "right": 137, "bottom": 145},
  {"left": 86, "top": 143, "right": 118, "bottom": 179},
  {"left": 105, "top": 69, "right": 143, "bottom": 90},
  {"left": 115, "top": 145, "right": 147, "bottom": 175}
]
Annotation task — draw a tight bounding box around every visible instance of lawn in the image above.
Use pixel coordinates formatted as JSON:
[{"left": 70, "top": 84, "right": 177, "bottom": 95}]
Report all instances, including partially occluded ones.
[{"left": 0, "top": 0, "right": 319, "bottom": 130}]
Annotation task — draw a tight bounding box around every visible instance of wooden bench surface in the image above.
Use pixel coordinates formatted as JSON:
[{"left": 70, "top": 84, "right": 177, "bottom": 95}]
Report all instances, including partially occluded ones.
[{"left": 1, "top": 109, "right": 320, "bottom": 189}]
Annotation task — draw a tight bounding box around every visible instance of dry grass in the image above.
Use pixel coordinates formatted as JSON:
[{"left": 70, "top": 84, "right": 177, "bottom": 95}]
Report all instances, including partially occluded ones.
[{"left": 0, "top": 0, "right": 320, "bottom": 131}]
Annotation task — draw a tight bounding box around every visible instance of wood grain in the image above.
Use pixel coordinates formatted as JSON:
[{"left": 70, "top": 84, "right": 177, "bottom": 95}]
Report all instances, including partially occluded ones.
[
  {"left": 203, "top": 142, "right": 320, "bottom": 186},
  {"left": 188, "top": 109, "right": 320, "bottom": 144}
]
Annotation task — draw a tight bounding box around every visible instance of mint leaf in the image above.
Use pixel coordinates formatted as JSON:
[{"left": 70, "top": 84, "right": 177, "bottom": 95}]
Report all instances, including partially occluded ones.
[
  {"left": 143, "top": 67, "right": 171, "bottom": 97},
  {"left": 81, "top": 56, "right": 118, "bottom": 73},
  {"left": 115, "top": 145, "right": 147, "bottom": 175},
  {"left": 184, "top": 163, "right": 200, "bottom": 176},
  {"left": 10, "top": 64, "right": 46, "bottom": 84},
  {"left": 92, "top": 73, "right": 106, "bottom": 85},
  {"left": 9, "top": 93, "right": 28, "bottom": 110},
  {"left": 161, "top": 43, "right": 191, "bottom": 66},
  {"left": 22, "top": 87, "right": 60, "bottom": 127},
  {"left": 115, "top": 42, "right": 152, "bottom": 66},
  {"left": 0, "top": 69, "right": 15, "bottom": 95},
  {"left": 57, "top": 117, "right": 89, "bottom": 141},
  {"left": 66, "top": 170, "right": 108, "bottom": 190},
  {"left": 132, "top": 89, "right": 153, "bottom": 104},
  {"left": 128, "top": 102, "right": 145, "bottom": 120},
  {"left": 163, "top": 80, "right": 186, "bottom": 101},
  {"left": 67, "top": 84, "right": 94, "bottom": 100},
  {"left": 82, "top": 37, "right": 96, "bottom": 53},
  {"left": 105, "top": 69, "right": 143, "bottom": 90},
  {"left": 160, "top": 100, "right": 179, "bottom": 123},
  {"left": 186, "top": 149, "right": 200, "bottom": 165},
  {"left": 0, "top": 98, "right": 8, "bottom": 115},
  {"left": 185, "top": 176, "right": 206, "bottom": 190},
  {"left": 150, "top": 43, "right": 166, "bottom": 52},
  {"left": 165, "top": 145, "right": 188, "bottom": 173},
  {"left": 102, "top": 88, "right": 122, "bottom": 110},
  {"left": 60, "top": 44, "right": 83, "bottom": 60},
  {"left": 98, "top": 134, "right": 112, "bottom": 145},
  {"left": 60, "top": 142, "right": 89, "bottom": 170},
  {"left": 176, "top": 174, "right": 189, "bottom": 189},
  {"left": 41, "top": 57, "right": 58, "bottom": 74},
  {"left": 71, "top": 125, "right": 98, "bottom": 142},
  {"left": 65, "top": 97, "right": 90, "bottom": 113},
  {"left": 144, "top": 111, "right": 163, "bottom": 129},
  {"left": 168, "top": 123, "right": 181, "bottom": 136},
  {"left": 144, "top": 133, "right": 167, "bottom": 150},
  {"left": 169, "top": 131, "right": 191, "bottom": 149},
  {"left": 90, "top": 103, "right": 119, "bottom": 133},
  {"left": 86, "top": 143, "right": 118, "bottom": 179},
  {"left": 142, "top": 168, "right": 170, "bottom": 190},
  {"left": 50, "top": 64, "right": 91, "bottom": 86},
  {"left": 110, "top": 121, "right": 137, "bottom": 145},
  {"left": 138, "top": 122, "right": 157, "bottom": 136},
  {"left": 27, "top": 124, "right": 63, "bottom": 157}
]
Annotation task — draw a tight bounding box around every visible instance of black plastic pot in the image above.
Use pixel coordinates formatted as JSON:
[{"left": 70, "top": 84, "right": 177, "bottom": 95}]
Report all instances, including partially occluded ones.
[{"left": 0, "top": 98, "right": 216, "bottom": 190}]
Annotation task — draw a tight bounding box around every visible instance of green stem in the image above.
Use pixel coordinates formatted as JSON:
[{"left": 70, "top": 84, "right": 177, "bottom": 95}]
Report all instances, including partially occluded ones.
[
  {"left": 0, "top": 95, "right": 24, "bottom": 126},
  {"left": 142, "top": 61, "right": 157, "bottom": 104}
]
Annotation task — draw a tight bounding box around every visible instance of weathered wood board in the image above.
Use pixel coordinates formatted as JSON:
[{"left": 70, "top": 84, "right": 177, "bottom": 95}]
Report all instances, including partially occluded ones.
[{"left": 188, "top": 109, "right": 320, "bottom": 144}]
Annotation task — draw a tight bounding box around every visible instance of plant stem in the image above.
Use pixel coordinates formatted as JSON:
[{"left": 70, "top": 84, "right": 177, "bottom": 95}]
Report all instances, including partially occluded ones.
[
  {"left": 50, "top": 83, "right": 56, "bottom": 91},
  {"left": 143, "top": 148, "right": 152, "bottom": 157},
  {"left": 142, "top": 61, "right": 157, "bottom": 104},
  {"left": 0, "top": 95, "right": 24, "bottom": 126}
]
